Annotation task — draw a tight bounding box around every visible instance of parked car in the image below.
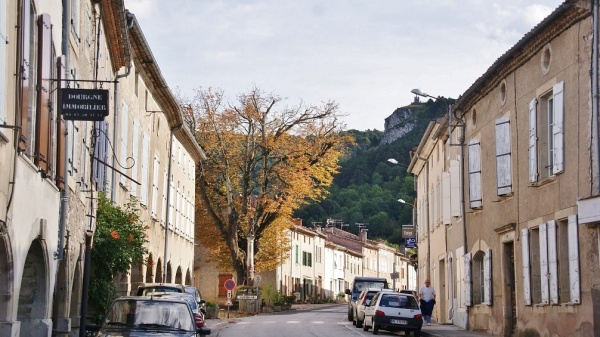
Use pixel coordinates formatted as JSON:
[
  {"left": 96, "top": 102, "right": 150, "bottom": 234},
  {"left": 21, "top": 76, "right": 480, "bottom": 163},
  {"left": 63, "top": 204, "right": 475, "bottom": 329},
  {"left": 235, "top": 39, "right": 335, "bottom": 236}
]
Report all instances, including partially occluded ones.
[
  {"left": 146, "top": 292, "right": 207, "bottom": 329},
  {"left": 354, "top": 288, "right": 392, "bottom": 328},
  {"left": 363, "top": 291, "right": 422, "bottom": 336},
  {"left": 345, "top": 276, "right": 389, "bottom": 321},
  {"left": 136, "top": 282, "right": 185, "bottom": 296},
  {"left": 87, "top": 296, "right": 211, "bottom": 336},
  {"left": 399, "top": 289, "right": 418, "bottom": 298},
  {"left": 184, "top": 285, "right": 204, "bottom": 306}
]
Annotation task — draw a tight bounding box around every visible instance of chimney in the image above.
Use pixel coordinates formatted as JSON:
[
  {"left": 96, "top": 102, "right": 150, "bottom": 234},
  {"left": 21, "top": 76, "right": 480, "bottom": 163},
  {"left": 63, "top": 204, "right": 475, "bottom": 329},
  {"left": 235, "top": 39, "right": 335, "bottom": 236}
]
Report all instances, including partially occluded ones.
[{"left": 360, "top": 229, "right": 367, "bottom": 242}]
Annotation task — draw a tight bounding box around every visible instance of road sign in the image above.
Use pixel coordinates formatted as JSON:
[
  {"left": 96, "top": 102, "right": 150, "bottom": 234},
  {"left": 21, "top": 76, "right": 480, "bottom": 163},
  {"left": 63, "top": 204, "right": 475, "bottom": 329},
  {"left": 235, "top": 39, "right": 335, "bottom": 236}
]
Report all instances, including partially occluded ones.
[
  {"left": 236, "top": 295, "right": 258, "bottom": 300},
  {"left": 402, "top": 226, "right": 416, "bottom": 239},
  {"left": 227, "top": 290, "right": 232, "bottom": 299},
  {"left": 405, "top": 238, "right": 417, "bottom": 248},
  {"left": 254, "top": 275, "right": 262, "bottom": 284},
  {"left": 224, "top": 279, "right": 236, "bottom": 291},
  {"left": 225, "top": 299, "right": 233, "bottom": 306}
]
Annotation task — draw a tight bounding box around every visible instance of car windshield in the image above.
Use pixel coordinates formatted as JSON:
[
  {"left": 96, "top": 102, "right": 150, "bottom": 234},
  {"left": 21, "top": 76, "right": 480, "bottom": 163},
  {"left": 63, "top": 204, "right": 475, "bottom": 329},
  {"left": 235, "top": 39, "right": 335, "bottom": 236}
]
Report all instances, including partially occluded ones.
[
  {"left": 138, "top": 287, "right": 181, "bottom": 296},
  {"left": 354, "top": 282, "right": 386, "bottom": 293},
  {"left": 379, "top": 294, "right": 419, "bottom": 309},
  {"left": 104, "top": 299, "right": 195, "bottom": 331}
]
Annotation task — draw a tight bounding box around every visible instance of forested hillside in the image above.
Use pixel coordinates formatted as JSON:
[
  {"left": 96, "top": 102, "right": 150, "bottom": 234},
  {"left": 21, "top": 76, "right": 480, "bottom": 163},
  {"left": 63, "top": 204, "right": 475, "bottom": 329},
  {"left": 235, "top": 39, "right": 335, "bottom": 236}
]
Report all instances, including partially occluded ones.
[{"left": 293, "top": 98, "right": 451, "bottom": 246}]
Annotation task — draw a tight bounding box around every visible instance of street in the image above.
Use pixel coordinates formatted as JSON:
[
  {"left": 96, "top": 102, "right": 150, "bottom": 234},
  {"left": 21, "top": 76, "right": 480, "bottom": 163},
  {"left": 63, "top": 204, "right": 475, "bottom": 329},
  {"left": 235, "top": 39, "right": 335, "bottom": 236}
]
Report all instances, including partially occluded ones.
[{"left": 209, "top": 304, "right": 415, "bottom": 337}]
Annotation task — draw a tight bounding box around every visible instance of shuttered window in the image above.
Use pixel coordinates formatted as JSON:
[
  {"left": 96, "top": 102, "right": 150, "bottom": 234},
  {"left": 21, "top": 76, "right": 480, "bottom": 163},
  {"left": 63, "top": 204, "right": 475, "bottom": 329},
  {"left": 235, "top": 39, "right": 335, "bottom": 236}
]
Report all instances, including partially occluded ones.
[
  {"left": 547, "top": 220, "right": 559, "bottom": 304},
  {"left": 18, "top": 0, "right": 33, "bottom": 153},
  {"left": 151, "top": 155, "right": 159, "bottom": 218},
  {"left": 450, "top": 160, "right": 460, "bottom": 217},
  {"left": 521, "top": 228, "right": 532, "bottom": 305},
  {"left": 162, "top": 170, "right": 167, "bottom": 224},
  {"left": 495, "top": 117, "right": 512, "bottom": 195},
  {"left": 567, "top": 215, "right": 580, "bottom": 304},
  {"left": 119, "top": 102, "right": 129, "bottom": 188},
  {"left": 468, "top": 140, "right": 482, "bottom": 209},
  {"left": 552, "top": 82, "right": 564, "bottom": 174},
  {"left": 464, "top": 253, "right": 472, "bottom": 306},
  {"left": 80, "top": 122, "right": 89, "bottom": 190},
  {"left": 35, "top": 13, "right": 51, "bottom": 173},
  {"left": 56, "top": 56, "right": 67, "bottom": 189},
  {"left": 539, "top": 223, "right": 549, "bottom": 305},
  {"left": 140, "top": 133, "right": 149, "bottom": 205},
  {"left": 483, "top": 248, "right": 492, "bottom": 305},
  {"left": 92, "top": 121, "right": 108, "bottom": 192},
  {"left": 528, "top": 99, "right": 538, "bottom": 183},
  {"left": 442, "top": 172, "right": 451, "bottom": 225},
  {"left": 130, "top": 119, "right": 139, "bottom": 197}
]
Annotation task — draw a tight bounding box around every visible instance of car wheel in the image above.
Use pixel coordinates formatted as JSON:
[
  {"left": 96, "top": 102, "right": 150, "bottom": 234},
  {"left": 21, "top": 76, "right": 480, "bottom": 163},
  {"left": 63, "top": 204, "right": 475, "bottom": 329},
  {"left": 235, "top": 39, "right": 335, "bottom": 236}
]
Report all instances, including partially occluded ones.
[
  {"left": 414, "top": 329, "right": 421, "bottom": 337},
  {"left": 348, "top": 309, "right": 353, "bottom": 321},
  {"left": 372, "top": 323, "right": 379, "bottom": 335},
  {"left": 356, "top": 317, "right": 363, "bottom": 328},
  {"left": 363, "top": 319, "right": 369, "bottom": 331}
]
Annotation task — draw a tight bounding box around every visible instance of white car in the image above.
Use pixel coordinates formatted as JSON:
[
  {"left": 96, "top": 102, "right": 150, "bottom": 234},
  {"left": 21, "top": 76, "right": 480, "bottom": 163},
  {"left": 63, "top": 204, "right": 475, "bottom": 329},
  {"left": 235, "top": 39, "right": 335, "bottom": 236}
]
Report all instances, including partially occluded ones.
[{"left": 362, "top": 291, "right": 423, "bottom": 336}]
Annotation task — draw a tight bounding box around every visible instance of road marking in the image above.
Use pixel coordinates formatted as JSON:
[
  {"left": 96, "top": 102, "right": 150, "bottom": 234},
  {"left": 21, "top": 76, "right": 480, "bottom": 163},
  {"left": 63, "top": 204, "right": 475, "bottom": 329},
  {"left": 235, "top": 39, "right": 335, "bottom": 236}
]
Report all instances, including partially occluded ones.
[
  {"left": 312, "top": 321, "right": 324, "bottom": 324},
  {"left": 286, "top": 321, "right": 301, "bottom": 324}
]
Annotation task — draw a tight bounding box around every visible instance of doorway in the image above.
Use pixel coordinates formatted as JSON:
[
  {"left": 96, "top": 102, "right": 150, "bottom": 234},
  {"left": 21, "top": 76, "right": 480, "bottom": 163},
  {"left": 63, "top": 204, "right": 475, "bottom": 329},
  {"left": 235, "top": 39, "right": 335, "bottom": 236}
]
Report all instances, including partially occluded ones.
[
  {"left": 438, "top": 258, "right": 446, "bottom": 324},
  {"left": 502, "top": 242, "right": 516, "bottom": 337}
]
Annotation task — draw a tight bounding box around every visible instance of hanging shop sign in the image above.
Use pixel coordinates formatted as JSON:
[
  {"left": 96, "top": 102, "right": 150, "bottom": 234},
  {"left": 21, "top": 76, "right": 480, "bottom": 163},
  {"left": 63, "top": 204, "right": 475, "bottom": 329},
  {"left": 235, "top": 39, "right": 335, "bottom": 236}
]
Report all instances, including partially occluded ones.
[
  {"left": 402, "top": 226, "right": 416, "bottom": 239},
  {"left": 61, "top": 88, "right": 109, "bottom": 121}
]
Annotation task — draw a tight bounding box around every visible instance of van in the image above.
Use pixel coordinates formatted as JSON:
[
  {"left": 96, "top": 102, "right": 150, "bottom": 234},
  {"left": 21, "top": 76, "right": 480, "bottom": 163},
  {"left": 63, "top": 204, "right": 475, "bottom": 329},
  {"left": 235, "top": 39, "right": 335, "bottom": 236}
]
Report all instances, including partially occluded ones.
[{"left": 345, "top": 276, "right": 389, "bottom": 321}]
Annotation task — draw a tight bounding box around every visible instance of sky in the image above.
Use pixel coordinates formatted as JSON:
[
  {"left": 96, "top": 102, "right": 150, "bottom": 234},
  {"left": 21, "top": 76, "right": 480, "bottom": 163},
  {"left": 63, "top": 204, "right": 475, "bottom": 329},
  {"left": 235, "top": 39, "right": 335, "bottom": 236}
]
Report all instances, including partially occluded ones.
[{"left": 125, "top": 0, "right": 564, "bottom": 131}]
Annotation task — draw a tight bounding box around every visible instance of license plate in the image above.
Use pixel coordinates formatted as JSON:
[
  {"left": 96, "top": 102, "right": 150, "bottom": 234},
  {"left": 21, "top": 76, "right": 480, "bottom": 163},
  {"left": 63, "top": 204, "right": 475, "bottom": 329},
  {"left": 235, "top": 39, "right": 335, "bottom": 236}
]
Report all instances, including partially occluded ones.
[{"left": 391, "top": 319, "right": 407, "bottom": 325}]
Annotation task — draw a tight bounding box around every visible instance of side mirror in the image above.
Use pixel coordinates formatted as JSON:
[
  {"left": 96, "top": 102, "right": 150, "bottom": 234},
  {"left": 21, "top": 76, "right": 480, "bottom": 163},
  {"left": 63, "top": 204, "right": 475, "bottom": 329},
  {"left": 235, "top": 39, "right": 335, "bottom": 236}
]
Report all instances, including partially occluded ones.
[{"left": 344, "top": 289, "right": 351, "bottom": 295}]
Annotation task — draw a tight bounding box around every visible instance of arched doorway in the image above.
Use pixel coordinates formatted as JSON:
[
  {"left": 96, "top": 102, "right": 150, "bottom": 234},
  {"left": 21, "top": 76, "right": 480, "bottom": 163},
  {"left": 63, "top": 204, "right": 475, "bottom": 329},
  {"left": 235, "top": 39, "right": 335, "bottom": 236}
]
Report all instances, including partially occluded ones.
[
  {"left": 131, "top": 262, "right": 144, "bottom": 291},
  {"left": 185, "top": 269, "right": 192, "bottom": 285},
  {"left": 70, "top": 261, "right": 82, "bottom": 337},
  {"left": 166, "top": 263, "right": 172, "bottom": 283},
  {"left": 0, "top": 233, "right": 12, "bottom": 322},
  {"left": 17, "top": 240, "right": 49, "bottom": 337},
  {"left": 175, "top": 266, "right": 182, "bottom": 284},
  {"left": 145, "top": 254, "right": 154, "bottom": 283},
  {"left": 51, "top": 255, "right": 69, "bottom": 335},
  {"left": 155, "top": 259, "right": 163, "bottom": 283}
]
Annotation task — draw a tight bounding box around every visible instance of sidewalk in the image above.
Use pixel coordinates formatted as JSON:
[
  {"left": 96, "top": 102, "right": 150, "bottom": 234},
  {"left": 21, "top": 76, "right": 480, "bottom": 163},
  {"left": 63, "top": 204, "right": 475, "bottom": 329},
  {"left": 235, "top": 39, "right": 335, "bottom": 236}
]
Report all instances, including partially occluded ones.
[{"left": 422, "top": 323, "right": 491, "bottom": 337}]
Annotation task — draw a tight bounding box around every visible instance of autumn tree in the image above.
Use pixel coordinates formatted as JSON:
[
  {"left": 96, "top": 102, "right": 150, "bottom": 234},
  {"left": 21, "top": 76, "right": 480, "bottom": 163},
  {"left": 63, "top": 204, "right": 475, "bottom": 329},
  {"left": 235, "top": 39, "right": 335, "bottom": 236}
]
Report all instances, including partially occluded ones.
[{"left": 183, "top": 87, "right": 351, "bottom": 285}]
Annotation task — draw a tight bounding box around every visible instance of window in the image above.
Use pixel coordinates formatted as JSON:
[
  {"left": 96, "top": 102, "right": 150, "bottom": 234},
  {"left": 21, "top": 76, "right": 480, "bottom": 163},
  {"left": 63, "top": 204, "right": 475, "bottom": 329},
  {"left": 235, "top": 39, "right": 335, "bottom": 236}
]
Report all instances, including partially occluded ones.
[
  {"left": 528, "top": 82, "right": 564, "bottom": 183},
  {"left": 120, "top": 102, "right": 129, "bottom": 188},
  {"left": 495, "top": 117, "right": 512, "bottom": 195},
  {"left": 521, "top": 216, "right": 580, "bottom": 306},
  {"left": 140, "top": 133, "right": 149, "bottom": 205},
  {"left": 471, "top": 249, "right": 492, "bottom": 305},
  {"left": 468, "top": 140, "right": 482, "bottom": 208},
  {"left": 151, "top": 155, "right": 160, "bottom": 218},
  {"left": 302, "top": 251, "right": 312, "bottom": 267},
  {"left": 295, "top": 245, "right": 298, "bottom": 264},
  {"left": 130, "top": 119, "right": 140, "bottom": 197}
]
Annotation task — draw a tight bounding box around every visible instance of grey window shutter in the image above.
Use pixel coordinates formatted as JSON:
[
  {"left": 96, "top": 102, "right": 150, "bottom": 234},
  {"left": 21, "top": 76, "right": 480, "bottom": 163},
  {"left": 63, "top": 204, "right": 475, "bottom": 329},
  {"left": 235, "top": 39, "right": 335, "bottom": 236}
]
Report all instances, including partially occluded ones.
[
  {"left": 468, "top": 140, "right": 482, "bottom": 208},
  {"left": 140, "top": 133, "right": 149, "bottom": 205},
  {"left": 552, "top": 81, "right": 564, "bottom": 174},
  {"left": 450, "top": 160, "right": 461, "bottom": 216},
  {"left": 152, "top": 155, "right": 159, "bottom": 218},
  {"left": 120, "top": 103, "right": 129, "bottom": 188},
  {"left": 484, "top": 248, "right": 492, "bottom": 305},
  {"left": 567, "top": 215, "right": 580, "bottom": 304},
  {"left": 443, "top": 172, "right": 451, "bottom": 225},
  {"left": 495, "top": 117, "right": 512, "bottom": 195},
  {"left": 547, "top": 220, "right": 558, "bottom": 304},
  {"left": 529, "top": 99, "right": 538, "bottom": 183},
  {"left": 539, "top": 223, "right": 549, "bottom": 305},
  {"left": 464, "top": 253, "right": 472, "bottom": 306},
  {"left": 130, "top": 119, "right": 139, "bottom": 197},
  {"left": 521, "top": 228, "right": 532, "bottom": 305}
]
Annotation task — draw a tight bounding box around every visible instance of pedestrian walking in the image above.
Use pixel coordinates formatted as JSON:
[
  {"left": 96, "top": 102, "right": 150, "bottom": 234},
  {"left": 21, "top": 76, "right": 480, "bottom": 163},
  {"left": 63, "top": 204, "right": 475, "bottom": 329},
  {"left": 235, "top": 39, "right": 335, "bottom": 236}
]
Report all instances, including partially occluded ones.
[{"left": 419, "top": 279, "right": 436, "bottom": 325}]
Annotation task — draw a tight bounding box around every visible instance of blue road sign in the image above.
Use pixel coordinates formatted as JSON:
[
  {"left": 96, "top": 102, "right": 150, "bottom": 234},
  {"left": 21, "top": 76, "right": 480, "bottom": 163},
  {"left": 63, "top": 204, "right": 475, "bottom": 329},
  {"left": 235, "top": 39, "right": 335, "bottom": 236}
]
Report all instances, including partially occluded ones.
[{"left": 405, "top": 238, "right": 417, "bottom": 248}]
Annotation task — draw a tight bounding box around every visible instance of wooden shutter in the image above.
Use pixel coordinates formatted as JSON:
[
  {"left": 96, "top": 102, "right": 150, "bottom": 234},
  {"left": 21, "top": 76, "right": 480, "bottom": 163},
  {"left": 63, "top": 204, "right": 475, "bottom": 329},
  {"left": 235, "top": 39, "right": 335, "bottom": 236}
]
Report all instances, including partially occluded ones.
[
  {"left": 568, "top": 215, "right": 580, "bottom": 303},
  {"left": 495, "top": 117, "right": 511, "bottom": 195},
  {"left": 521, "top": 228, "right": 532, "bottom": 305},
  {"left": 547, "top": 220, "right": 558, "bottom": 304},
  {"left": 18, "top": 0, "right": 31, "bottom": 152},
  {"left": 442, "top": 172, "right": 451, "bottom": 225},
  {"left": 120, "top": 102, "right": 129, "bottom": 187},
  {"left": 151, "top": 155, "right": 159, "bottom": 218},
  {"left": 552, "top": 81, "right": 564, "bottom": 174},
  {"left": 468, "top": 140, "right": 482, "bottom": 208},
  {"left": 35, "top": 13, "right": 52, "bottom": 173},
  {"left": 140, "top": 133, "right": 149, "bottom": 205},
  {"left": 539, "top": 223, "right": 549, "bottom": 305},
  {"left": 131, "top": 119, "right": 139, "bottom": 197},
  {"left": 483, "top": 248, "right": 492, "bottom": 305},
  {"left": 528, "top": 99, "right": 538, "bottom": 183},
  {"left": 450, "top": 160, "right": 460, "bottom": 217},
  {"left": 464, "top": 253, "right": 472, "bottom": 306},
  {"left": 55, "top": 55, "right": 66, "bottom": 189}
]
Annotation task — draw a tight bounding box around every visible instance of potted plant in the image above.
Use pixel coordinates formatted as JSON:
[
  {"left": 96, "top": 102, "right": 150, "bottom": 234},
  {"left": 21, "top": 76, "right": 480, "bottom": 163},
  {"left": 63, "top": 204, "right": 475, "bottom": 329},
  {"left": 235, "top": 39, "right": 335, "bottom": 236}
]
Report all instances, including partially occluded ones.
[
  {"left": 337, "top": 291, "right": 346, "bottom": 303},
  {"left": 204, "top": 301, "right": 220, "bottom": 319},
  {"left": 273, "top": 291, "right": 285, "bottom": 312}
]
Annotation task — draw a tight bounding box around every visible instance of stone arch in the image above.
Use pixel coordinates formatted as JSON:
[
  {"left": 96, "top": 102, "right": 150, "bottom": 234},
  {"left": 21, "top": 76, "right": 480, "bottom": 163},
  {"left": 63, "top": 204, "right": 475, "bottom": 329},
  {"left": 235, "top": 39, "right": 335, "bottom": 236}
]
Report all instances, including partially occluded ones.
[
  {"left": 175, "top": 266, "right": 182, "bottom": 284},
  {"left": 185, "top": 269, "right": 192, "bottom": 285},
  {"left": 51, "top": 256, "right": 69, "bottom": 334},
  {"left": 155, "top": 259, "right": 163, "bottom": 283},
  {"left": 145, "top": 254, "right": 154, "bottom": 283},
  {"left": 18, "top": 239, "right": 49, "bottom": 337},
  {"left": 0, "top": 232, "right": 13, "bottom": 322},
  {"left": 166, "top": 262, "right": 172, "bottom": 283}
]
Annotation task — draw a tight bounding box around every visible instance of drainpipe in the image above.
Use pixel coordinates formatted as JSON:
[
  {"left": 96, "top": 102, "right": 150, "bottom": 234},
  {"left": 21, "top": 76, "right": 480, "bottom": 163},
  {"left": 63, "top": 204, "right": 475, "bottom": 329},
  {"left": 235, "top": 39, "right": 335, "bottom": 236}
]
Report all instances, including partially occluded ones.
[
  {"left": 57, "top": 0, "right": 70, "bottom": 261},
  {"left": 593, "top": 0, "right": 600, "bottom": 194}
]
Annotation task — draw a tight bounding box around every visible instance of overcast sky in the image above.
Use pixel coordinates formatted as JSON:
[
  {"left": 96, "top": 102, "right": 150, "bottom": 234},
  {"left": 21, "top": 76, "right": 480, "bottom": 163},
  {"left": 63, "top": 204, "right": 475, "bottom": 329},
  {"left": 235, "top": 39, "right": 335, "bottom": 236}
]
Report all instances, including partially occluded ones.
[{"left": 125, "top": 0, "right": 564, "bottom": 131}]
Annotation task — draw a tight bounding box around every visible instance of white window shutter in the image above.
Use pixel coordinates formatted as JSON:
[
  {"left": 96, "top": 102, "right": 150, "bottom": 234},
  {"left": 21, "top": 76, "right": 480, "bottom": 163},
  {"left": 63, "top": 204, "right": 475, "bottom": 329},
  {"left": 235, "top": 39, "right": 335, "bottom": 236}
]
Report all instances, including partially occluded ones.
[
  {"left": 495, "top": 117, "right": 512, "bottom": 195},
  {"left": 120, "top": 103, "right": 129, "bottom": 187},
  {"left": 539, "top": 223, "right": 549, "bottom": 305},
  {"left": 169, "top": 177, "right": 175, "bottom": 229},
  {"left": 140, "top": 133, "right": 149, "bottom": 205},
  {"left": 484, "top": 248, "right": 492, "bottom": 305},
  {"left": 450, "top": 160, "right": 461, "bottom": 217},
  {"left": 151, "top": 155, "right": 159, "bottom": 218},
  {"left": 442, "top": 172, "right": 451, "bottom": 225},
  {"left": 468, "top": 140, "right": 482, "bottom": 208},
  {"left": 521, "top": 228, "right": 532, "bottom": 305},
  {"left": 568, "top": 215, "right": 580, "bottom": 303},
  {"left": 529, "top": 99, "right": 538, "bottom": 183},
  {"left": 131, "top": 119, "right": 139, "bottom": 197},
  {"left": 552, "top": 81, "right": 564, "bottom": 174},
  {"left": 547, "top": 220, "right": 558, "bottom": 304},
  {"left": 80, "top": 122, "right": 89, "bottom": 189},
  {"left": 464, "top": 253, "right": 472, "bottom": 306},
  {"left": 162, "top": 170, "right": 167, "bottom": 225}
]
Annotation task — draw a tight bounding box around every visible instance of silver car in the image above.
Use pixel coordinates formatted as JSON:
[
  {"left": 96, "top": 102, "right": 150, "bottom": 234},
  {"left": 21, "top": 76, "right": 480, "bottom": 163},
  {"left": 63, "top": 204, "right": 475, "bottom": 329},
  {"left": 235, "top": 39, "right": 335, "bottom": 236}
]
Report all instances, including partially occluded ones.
[
  {"left": 363, "top": 291, "right": 423, "bottom": 336},
  {"left": 354, "top": 288, "right": 392, "bottom": 328}
]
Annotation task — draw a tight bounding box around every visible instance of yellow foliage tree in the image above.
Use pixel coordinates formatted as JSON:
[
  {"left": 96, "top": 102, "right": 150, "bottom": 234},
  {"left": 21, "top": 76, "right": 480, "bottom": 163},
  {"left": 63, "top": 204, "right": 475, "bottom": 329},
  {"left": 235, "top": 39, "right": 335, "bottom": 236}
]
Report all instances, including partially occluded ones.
[{"left": 183, "top": 87, "right": 352, "bottom": 285}]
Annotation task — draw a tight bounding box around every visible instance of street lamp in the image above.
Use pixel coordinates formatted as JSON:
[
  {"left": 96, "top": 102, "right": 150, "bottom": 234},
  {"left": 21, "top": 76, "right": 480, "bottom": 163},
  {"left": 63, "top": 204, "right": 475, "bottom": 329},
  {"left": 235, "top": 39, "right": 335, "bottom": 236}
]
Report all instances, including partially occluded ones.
[
  {"left": 411, "top": 88, "right": 437, "bottom": 100},
  {"left": 398, "top": 198, "right": 415, "bottom": 208}
]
